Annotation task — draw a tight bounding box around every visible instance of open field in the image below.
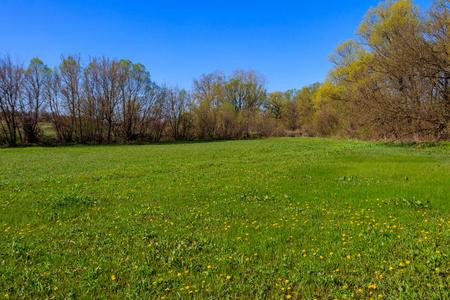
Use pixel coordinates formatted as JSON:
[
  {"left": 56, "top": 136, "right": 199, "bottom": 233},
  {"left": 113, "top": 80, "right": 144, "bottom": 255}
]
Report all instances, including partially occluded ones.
[{"left": 0, "top": 138, "right": 449, "bottom": 299}]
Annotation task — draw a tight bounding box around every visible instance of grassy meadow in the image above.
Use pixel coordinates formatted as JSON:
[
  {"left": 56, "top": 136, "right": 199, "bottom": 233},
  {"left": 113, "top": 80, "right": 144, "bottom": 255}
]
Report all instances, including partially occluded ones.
[{"left": 0, "top": 138, "right": 449, "bottom": 299}]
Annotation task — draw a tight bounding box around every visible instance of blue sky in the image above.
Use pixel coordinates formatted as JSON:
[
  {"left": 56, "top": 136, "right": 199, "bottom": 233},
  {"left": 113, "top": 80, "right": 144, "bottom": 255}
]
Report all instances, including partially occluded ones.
[{"left": 0, "top": 0, "right": 431, "bottom": 92}]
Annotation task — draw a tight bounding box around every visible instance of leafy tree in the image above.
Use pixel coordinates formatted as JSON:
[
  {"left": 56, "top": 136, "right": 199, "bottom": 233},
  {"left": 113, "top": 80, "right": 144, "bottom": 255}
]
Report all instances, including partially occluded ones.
[
  {"left": 118, "top": 59, "right": 152, "bottom": 141},
  {"left": 224, "top": 69, "right": 267, "bottom": 113},
  {"left": 192, "top": 71, "right": 225, "bottom": 139},
  {"left": 265, "top": 91, "right": 287, "bottom": 122},
  {"left": 21, "top": 57, "right": 50, "bottom": 143}
]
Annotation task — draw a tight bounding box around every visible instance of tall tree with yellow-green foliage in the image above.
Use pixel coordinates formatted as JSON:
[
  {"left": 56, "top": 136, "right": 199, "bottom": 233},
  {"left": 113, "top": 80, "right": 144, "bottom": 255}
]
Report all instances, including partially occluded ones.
[{"left": 317, "top": 0, "right": 450, "bottom": 140}]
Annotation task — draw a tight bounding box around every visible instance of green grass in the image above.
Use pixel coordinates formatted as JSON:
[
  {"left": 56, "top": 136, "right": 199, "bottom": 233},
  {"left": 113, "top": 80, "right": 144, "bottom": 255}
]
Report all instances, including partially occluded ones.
[{"left": 0, "top": 138, "right": 449, "bottom": 299}]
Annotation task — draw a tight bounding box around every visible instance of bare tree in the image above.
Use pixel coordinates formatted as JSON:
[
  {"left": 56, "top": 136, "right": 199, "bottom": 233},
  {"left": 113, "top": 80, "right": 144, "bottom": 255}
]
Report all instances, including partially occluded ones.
[
  {"left": 132, "top": 82, "right": 167, "bottom": 141},
  {"left": 100, "top": 57, "right": 121, "bottom": 143},
  {"left": 45, "top": 67, "right": 73, "bottom": 142},
  {"left": 82, "top": 57, "right": 103, "bottom": 142},
  {"left": 58, "top": 54, "right": 83, "bottom": 142},
  {"left": 0, "top": 55, "right": 24, "bottom": 146},
  {"left": 165, "top": 85, "right": 190, "bottom": 140}
]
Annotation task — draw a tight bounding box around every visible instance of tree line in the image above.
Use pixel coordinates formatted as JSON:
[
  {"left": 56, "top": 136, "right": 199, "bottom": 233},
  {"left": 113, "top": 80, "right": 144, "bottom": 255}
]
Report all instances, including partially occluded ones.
[
  {"left": 0, "top": 53, "right": 324, "bottom": 146},
  {"left": 1, "top": 0, "right": 449, "bottom": 146},
  {"left": 0, "top": 55, "right": 276, "bottom": 146}
]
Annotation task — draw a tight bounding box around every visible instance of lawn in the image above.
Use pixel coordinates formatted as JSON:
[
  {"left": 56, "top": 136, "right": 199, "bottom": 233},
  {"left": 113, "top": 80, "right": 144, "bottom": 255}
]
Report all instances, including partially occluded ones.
[{"left": 0, "top": 138, "right": 449, "bottom": 299}]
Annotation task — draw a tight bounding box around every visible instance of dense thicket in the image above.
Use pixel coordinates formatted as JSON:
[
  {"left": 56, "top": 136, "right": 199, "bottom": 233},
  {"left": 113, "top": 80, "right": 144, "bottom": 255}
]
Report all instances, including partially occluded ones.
[{"left": 1, "top": 0, "right": 449, "bottom": 146}]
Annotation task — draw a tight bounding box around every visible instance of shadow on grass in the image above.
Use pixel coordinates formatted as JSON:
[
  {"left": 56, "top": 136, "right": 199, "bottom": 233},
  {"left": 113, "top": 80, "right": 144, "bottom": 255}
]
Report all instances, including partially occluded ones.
[
  {"left": 1, "top": 136, "right": 271, "bottom": 149},
  {"left": 378, "top": 141, "right": 450, "bottom": 150}
]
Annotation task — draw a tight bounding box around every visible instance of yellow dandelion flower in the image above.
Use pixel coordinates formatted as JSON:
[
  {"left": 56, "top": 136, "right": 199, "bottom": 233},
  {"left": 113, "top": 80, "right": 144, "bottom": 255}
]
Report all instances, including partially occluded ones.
[{"left": 111, "top": 275, "right": 116, "bottom": 280}]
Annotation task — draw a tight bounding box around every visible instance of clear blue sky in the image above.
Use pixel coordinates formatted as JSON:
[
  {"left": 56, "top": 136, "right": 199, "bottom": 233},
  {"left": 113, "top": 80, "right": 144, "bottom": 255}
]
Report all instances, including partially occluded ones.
[{"left": 0, "top": 0, "right": 431, "bottom": 92}]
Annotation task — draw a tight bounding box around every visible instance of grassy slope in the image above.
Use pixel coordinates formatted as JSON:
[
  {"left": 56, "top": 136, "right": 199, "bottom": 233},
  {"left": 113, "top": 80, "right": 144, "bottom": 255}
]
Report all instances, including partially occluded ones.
[{"left": 0, "top": 138, "right": 449, "bottom": 299}]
